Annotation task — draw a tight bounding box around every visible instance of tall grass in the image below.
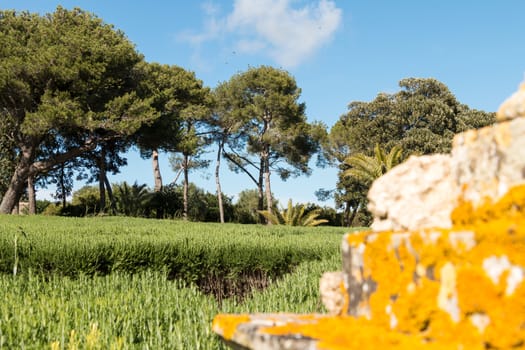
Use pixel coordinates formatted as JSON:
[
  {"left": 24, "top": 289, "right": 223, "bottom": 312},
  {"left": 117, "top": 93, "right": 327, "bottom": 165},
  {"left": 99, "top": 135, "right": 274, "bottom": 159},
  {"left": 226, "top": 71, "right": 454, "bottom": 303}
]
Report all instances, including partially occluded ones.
[
  {"left": 0, "top": 216, "right": 346, "bottom": 277},
  {"left": 0, "top": 216, "right": 354, "bottom": 348},
  {"left": 0, "top": 271, "right": 219, "bottom": 349},
  {"left": 0, "top": 255, "right": 341, "bottom": 349}
]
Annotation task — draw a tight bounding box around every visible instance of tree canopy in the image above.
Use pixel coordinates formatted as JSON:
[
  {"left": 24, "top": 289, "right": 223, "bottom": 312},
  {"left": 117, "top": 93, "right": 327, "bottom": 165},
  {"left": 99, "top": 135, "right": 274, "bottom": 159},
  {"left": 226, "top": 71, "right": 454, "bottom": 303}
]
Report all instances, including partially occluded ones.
[
  {"left": 213, "top": 66, "right": 325, "bottom": 219},
  {"left": 0, "top": 7, "right": 157, "bottom": 213},
  {"left": 134, "top": 62, "right": 212, "bottom": 218},
  {"left": 0, "top": 7, "right": 499, "bottom": 226},
  {"left": 324, "top": 78, "right": 495, "bottom": 226}
]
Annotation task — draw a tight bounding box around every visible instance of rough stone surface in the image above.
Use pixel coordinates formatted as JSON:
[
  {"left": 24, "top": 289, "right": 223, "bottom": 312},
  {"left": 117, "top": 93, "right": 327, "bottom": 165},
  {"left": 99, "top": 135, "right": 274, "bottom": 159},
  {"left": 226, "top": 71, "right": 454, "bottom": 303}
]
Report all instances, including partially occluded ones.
[
  {"left": 319, "top": 272, "right": 344, "bottom": 315},
  {"left": 369, "top": 118, "right": 525, "bottom": 232},
  {"left": 452, "top": 117, "right": 525, "bottom": 206},
  {"left": 341, "top": 229, "right": 476, "bottom": 319},
  {"left": 367, "top": 154, "right": 457, "bottom": 232},
  {"left": 341, "top": 231, "right": 379, "bottom": 318},
  {"left": 213, "top": 314, "right": 320, "bottom": 350}
]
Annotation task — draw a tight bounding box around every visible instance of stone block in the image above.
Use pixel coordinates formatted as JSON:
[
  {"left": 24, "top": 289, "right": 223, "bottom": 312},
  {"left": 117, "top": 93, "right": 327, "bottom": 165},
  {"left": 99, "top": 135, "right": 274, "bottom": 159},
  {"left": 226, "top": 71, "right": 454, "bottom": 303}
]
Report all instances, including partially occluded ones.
[
  {"left": 368, "top": 154, "right": 456, "bottom": 232},
  {"left": 319, "top": 271, "right": 346, "bottom": 315},
  {"left": 452, "top": 117, "right": 525, "bottom": 206}
]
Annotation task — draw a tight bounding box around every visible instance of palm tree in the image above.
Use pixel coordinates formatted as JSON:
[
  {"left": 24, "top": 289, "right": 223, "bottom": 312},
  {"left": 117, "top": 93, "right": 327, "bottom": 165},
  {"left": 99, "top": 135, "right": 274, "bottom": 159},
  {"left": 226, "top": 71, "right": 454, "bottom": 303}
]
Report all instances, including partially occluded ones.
[
  {"left": 114, "top": 181, "right": 152, "bottom": 217},
  {"left": 258, "top": 199, "right": 328, "bottom": 227},
  {"left": 343, "top": 144, "right": 404, "bottom": 184}
]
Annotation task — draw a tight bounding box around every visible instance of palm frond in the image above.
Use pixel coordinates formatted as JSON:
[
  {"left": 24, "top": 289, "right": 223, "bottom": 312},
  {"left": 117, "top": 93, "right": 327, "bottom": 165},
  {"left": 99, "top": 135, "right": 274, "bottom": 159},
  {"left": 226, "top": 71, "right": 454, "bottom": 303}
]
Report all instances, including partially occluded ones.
[
  {"left": 257, "top": 210, "right": 282, "bottom": 225},
  {"left": 301, "top": 209, "right": 328, "bottom": 227},
  {"left": 259, "top": 199, "right": 327, "bottom": 227},
  {"left": 343, "top": 144, "right": 406, "bottom": 184}
]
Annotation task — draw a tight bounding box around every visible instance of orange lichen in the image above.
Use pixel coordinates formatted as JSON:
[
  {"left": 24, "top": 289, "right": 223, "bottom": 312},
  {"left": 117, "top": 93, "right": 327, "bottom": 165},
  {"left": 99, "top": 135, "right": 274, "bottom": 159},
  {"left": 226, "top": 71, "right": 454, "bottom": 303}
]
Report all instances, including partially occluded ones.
[
  {"left": 215, "top": 185, "right": 525, "bottom": 349},
  {"left": 212, "top": 314, "right": 250, "bottom": 340},
  {"left": 262, "top": 315, "right": 485, "bottom": 350},
  {"left": 337, "top": 184, "right": 525, "bottom": 348},
  {"left": 451, "top": 184, "right": 525, "bottom": 226}
]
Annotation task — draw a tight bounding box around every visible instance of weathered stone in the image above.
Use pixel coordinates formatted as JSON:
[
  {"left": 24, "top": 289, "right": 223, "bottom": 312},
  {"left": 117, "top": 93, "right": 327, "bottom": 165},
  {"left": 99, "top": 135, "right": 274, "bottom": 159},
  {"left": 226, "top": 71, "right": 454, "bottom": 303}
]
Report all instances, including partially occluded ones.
[
  {"left": 341, "top": 231, "right": 377, "bottom": 318},
  {"left": 452, "top": 117, "right": 525, "bottom": 206},
  {"left": 319, "top": 272, "right": 345, "bottom": 315},
  {"left": 213, "top": 313, "right": 321, "bottom": 350},
  {"left": 367, "top": 154, "right": 457, "bottom": 232},
  {"left": 337, "top": 212, "right": 525, "bottom": 348},
  {"left": 496, "top": 82, "right": 525, "bottom": 121}
]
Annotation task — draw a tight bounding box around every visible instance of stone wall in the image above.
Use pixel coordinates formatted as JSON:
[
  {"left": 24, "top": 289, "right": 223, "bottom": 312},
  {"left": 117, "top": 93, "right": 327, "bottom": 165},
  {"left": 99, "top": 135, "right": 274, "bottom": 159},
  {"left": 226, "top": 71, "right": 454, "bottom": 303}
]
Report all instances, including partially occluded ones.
[{"left": 212, "top": 82, "right": 525, "bottom": 349}]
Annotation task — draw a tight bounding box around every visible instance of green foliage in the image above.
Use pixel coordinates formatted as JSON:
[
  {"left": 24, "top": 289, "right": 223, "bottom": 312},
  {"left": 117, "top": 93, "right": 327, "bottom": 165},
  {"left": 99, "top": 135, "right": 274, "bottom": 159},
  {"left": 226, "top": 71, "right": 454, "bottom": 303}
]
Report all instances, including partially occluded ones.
[
  {"left": 0, "top": 7, "right": 158, "bottom": 213},
  {"left": 0, "top": 214, "right": 356, "bottom": 348},
  {"left": 0, "top": 271, "right": 221, "bottom": 349},
  {"left": 35, "top": 200, "right": 53, "bottom": 214},
  {"left": 324, "top": 78, "right": 495, "bottom": 226},
  {"left": 134, "top": 63, "right": 212, "bottom": 195},
  {"left": 57, "top": 182, "right": 235, "bottom": 221},
  {"left": 71, "top": 185, "right": 104, "bottom": 216},
  {"left": 326, "top": 78, "right": 495, "bottom": 160},
  {"left": 258, "top": 199, "right": 329, "bottom": 227},
  {"left": 114, "top": 181, "right": 152, "bottom": 217},
  {"left": 213, "top": 66, "right": 325, "bottom": 211},
  {"left": 0, "top": 216, "right": 346, "bottom": 282},
  {"left": 233, "top": 189, "right": 278, "bottom": 224},
  {"left": 0, "top": 121, "right": 16, "bottom": 197},
  {"left": 150, "top": 183, "right": 234, "bottom": 222},
  {"left": 183, "top": 184, "right": 233, "bottom": 222},
  {"left": 222, "top": 253, "right": 341, "bottom": 314}
]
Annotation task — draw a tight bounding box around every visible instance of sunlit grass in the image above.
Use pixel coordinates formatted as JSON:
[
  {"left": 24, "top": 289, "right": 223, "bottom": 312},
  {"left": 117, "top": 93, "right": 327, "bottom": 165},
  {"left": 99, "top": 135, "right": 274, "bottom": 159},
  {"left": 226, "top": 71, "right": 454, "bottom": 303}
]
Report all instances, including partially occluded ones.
[{"left": 0, "top": 255, "right": 341, "bottom": 349}]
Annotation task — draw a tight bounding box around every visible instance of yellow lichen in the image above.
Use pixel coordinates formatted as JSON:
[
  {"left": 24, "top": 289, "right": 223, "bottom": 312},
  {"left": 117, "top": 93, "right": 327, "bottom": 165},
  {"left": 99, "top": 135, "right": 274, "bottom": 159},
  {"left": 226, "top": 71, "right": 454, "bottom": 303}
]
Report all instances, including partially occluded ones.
[
  {"left": 262, "top": 315, "right": 485, "bottom": 350},
  {"left": 212, "top": 314, "right": 250, "bottom": 340},
  {"left": 338, "top": 184, "right": 525, "bottom": 348},
  {"left": 217, "top": 185, "right": 525, "bottom": 349}
]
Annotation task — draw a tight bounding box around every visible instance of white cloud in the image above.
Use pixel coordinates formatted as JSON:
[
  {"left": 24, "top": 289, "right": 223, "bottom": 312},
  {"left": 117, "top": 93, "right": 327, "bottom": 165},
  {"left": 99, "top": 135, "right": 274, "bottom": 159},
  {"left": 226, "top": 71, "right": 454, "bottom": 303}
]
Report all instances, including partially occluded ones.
[
  {"left": 227, "top": 0, "right": 342, "bottom": 67},
  {"left": 180, "top": 0, "right": 342, "bottom": 68}
]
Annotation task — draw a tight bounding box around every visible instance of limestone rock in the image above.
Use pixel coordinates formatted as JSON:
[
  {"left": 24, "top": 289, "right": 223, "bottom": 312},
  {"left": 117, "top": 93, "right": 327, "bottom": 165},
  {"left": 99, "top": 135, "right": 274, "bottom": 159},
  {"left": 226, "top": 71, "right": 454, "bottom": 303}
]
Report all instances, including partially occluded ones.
[
  {"left": 496, "top": 82, "right": 525, "bottom": 121},
  {"left": 452, "top": 117, "right": 525, "bottom": 206},
  {"left": 319, "top": 272, "right": 344, "bottom": 315},
  {"left": 367, "top": 154, "right": 458, "bottom": 232},
  {"left": 213, "top": 313, "right": 321, "bottom": 350}
]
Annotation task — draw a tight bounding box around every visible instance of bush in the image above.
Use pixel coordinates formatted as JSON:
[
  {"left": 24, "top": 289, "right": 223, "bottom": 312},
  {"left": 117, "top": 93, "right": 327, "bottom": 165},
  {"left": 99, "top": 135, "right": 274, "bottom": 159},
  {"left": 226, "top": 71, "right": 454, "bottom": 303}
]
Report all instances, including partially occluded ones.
[{"left": 0, "top": 216, "right": 348, "bottom": 299}]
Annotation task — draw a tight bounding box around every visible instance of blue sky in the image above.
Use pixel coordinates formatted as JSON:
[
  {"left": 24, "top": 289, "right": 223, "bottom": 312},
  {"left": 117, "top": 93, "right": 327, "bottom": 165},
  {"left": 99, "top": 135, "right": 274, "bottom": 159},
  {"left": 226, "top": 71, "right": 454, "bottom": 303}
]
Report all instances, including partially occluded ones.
[{"left": 3, "top": 0, "right": 525, "bottom": 207}]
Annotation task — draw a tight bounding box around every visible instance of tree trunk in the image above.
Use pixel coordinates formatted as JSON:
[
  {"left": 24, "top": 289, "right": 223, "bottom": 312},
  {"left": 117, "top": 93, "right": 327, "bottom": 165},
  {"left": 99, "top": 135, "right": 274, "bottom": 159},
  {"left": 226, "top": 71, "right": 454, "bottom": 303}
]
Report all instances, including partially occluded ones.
[
  {"left": 263, "top": 150, "right": 273, "bottom": 226},
  {"left": 348, "top": 206, "right": 359, "bottom": 227},
  {"left": 215, "top": 140, "right": 225, "bottom": 223},
  {"left": 27, "top": 175, "right": 36, "bottom": 215},
  {"left": 257, "top": 157, "right": 265, "bottom": 223},
  {"left": 0, "top": 137, "right": 97, "bottom": 214},
  {"left": 0, "top": 145, "right": 34, "bottom": 214},
  {"left": 103, "top": 174, "right": 116, "bottom": 214},
  {"left": 183, "top": 153, "right": 189, "bottom": 221},
  {"left": 98, "top": 175, "right": 106, "bottom": 214},
  {"left": 152, "top": 149, "right": 163, "bottom": 192},
  {"left": 59, "top": 165, "right": 67, "bottom": 208},
  {"left": 98, "top": 151, "right": 106, "bottom": 214}
]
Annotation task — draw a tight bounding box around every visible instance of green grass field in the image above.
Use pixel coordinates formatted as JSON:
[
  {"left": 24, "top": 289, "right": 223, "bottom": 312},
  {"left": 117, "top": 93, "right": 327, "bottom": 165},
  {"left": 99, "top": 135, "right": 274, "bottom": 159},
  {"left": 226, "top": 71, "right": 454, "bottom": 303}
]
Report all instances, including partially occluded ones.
[{"left": 0, "top": 216, "right": 354, "bottom": 349}]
